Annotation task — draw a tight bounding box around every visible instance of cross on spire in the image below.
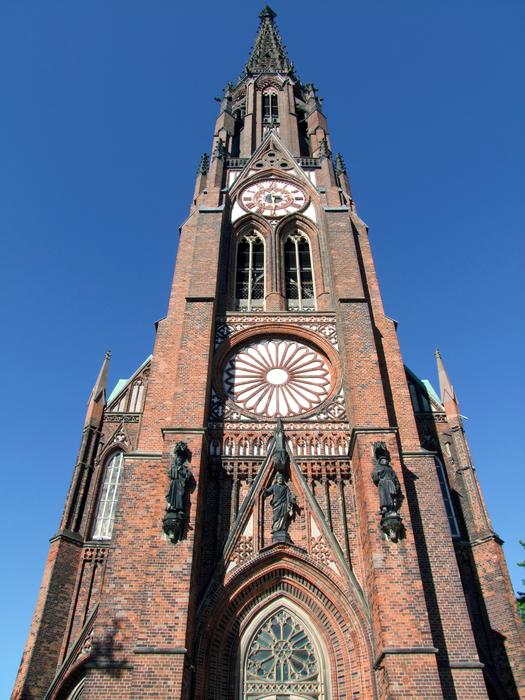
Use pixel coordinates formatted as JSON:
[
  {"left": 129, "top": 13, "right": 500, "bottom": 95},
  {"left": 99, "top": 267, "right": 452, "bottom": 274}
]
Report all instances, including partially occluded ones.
[{"left": 243, "top": 6, "right": 295, "bottom": 77}]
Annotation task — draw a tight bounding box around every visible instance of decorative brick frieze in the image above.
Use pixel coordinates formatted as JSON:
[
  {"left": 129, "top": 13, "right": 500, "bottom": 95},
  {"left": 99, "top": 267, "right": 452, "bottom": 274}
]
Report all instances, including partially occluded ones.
[
  {"left": 103, "top": 413, "right": 140, "bottom": 423},
  {"left": 215, "top": 312, "right": 339, "bottom": 348}
]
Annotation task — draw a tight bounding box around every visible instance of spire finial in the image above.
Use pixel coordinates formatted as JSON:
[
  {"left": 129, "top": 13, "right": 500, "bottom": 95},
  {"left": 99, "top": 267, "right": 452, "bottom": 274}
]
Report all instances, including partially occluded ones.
[
  {"left": 435, "top": 347, "right": 460, "bottom": 418},
  {"left": 259, "top": 5, "right": 276, "bottom": 21},
  {"left": 335, "top": 153, "right": 347, "bottom": 174}
]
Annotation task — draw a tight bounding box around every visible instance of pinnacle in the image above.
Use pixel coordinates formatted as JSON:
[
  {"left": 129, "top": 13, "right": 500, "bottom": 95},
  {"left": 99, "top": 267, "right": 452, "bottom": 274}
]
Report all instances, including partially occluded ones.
[
  {"left": 84, "top": 350, "right": 111, "bottom": 427},
  {"left": 435, "top": 347, "right": 460, "bottom": 417}
]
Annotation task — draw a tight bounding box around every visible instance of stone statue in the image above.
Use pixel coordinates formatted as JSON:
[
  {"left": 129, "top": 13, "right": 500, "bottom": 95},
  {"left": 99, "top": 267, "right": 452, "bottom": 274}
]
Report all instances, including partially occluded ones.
[
  {"left": 162, "top": 442, "right": 192, "bottom": 543},
  {"left": 272, "top": 418, "right": 289, "bottom": 474},
  {"left": 264, "top": 473, "right": 296, "bottom": 543},
  {"left": 372, "top": 443, "right": 404, "bottom": 542}
]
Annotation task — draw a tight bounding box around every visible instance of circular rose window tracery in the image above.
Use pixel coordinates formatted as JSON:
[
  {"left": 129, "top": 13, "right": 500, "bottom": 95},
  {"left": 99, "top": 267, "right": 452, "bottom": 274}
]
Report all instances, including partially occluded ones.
[{"left": 223, "top": 338, "right": 332, "bottom": 418}]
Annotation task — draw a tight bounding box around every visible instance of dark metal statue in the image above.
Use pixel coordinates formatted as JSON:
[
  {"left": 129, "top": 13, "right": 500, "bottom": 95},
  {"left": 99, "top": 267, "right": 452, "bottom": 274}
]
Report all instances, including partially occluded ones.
[
  {"left": 272, "top": 418, "right": 289, "bottom": 474},
  {"left": 371, "top": 443, "right": 404, "bottom": 542},
  {"left": 162, "top": 441, "right": 192, "bottom": 543},
  {"left": 264, "top": 473, "right": 296, "bottom": 544}
]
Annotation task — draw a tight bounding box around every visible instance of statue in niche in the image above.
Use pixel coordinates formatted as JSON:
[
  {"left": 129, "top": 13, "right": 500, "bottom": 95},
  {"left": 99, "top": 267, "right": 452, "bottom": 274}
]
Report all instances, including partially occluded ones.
[
  {"left": 372, "top": 443, "right": 404, "bottom": 542},
  {"left": 264, "top": 473, "right": 296, "bottom": 544},
  {"left": 272, "top": 418, "right": 289, "bottom": 474},
  {"left": 162, "top": 441, "right": 192, "bottom": 543}
]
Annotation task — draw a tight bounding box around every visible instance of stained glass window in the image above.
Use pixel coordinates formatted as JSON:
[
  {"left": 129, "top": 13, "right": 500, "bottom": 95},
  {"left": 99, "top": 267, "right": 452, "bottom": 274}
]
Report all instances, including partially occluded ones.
[{"left": 244, "top": 608, "right": 321, "bottom": 698}]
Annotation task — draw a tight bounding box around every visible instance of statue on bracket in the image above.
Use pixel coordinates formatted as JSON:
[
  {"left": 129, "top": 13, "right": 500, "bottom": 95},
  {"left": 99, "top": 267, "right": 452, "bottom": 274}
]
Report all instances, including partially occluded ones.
[
  {"left": 371, "top": 442, "right": 404, "bottom": 542},
  {"left": 264, "top": 473, "right": 296, "bottom": 544},
  {"left": 264, "top": 420, "right": 296, "bottom": 543},
  {"left": 162, "top": 441, "right": 192, "bottom": 543}
]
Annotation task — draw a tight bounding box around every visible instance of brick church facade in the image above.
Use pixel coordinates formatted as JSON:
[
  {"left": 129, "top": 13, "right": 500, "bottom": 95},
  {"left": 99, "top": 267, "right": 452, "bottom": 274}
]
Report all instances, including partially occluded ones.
[{"left": 13, "top": 8, "right": 524, "bottom": 699}]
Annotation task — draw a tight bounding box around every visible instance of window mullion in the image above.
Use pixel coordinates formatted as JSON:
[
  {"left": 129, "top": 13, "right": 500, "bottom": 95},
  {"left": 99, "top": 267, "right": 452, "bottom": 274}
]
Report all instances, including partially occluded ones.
[
  {"left": 248, "top": 240, "right": 253, "bottom": 310},
  {"left": 295, "top": 240, "right": 302, "bottom": 310}
]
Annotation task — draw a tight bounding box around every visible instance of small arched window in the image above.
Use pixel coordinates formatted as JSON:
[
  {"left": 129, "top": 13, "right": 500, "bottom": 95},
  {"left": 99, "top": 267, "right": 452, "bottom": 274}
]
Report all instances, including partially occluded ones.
[
  {"left": 92, "top": 451, "right": 124, "bottom": 540},
  {"left": 284, "top": 232, "right": 315, "bottom": 310},
  {"left": 235, "top": 234, "right": 264, "bottom": 311}
]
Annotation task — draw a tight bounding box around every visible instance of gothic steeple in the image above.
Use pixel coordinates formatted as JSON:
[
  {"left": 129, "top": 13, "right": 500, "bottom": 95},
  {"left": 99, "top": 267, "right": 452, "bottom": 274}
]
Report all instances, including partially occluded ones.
[{"left": 243, "top": 6, "right": 295, "bottom": 77}]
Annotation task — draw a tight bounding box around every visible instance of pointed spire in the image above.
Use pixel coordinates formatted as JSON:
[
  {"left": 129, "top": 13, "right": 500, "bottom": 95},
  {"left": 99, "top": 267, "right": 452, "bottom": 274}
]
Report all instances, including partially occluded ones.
[
  {"left": 84, "top": 350, "right": 111, "bottom": 428},
  {"left": 243, "top": 7, "right": 295, "bottom": 77},
  {"left": 435, "top": 348, "right": 460, "bottom": 418}
]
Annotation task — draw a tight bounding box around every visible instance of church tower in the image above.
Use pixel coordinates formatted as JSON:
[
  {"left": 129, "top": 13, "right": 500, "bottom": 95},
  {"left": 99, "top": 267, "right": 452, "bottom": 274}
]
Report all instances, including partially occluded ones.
[{"left": 13, "top": 8, "right": 524, "bottom": 699}]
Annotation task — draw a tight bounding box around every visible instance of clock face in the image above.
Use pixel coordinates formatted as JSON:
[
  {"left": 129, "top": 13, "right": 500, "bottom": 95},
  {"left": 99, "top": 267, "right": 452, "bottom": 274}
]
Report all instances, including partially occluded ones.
[{"left": 239, "top": 179, "right": 308, "bottom": 218}]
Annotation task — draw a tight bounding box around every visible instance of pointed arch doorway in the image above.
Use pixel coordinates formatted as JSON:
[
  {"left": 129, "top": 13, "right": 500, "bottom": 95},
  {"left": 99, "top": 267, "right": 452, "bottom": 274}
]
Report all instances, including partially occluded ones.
[{"left": 239, "top": 599, "right": 330, "bottom": 700}]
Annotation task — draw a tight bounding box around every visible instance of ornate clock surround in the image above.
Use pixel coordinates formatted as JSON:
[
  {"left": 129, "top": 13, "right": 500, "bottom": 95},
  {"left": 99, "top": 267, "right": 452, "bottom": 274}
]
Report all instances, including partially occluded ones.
[{"left": 238, "top": 177, "right": 309, "bottom": 219}]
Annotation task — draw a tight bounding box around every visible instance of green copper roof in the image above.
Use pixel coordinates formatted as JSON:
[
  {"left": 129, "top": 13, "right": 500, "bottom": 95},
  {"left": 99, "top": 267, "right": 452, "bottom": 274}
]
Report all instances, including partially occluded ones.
[
  {"left": 107, "top": 355, "right": 152, "bottom": 406},
  {"left": 405, "top": 365, "right": 444, "bottom": 410},
  {"left": 422, "top": 379, "right": 442, "bottom": 406}
]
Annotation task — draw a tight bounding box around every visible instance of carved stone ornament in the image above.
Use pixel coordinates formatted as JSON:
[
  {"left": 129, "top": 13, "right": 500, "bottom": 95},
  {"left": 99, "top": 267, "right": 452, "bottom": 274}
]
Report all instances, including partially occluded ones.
[
  {"left": 371, "top": 442, "right": 404, "bottom": 542},
  {"left": 272, "top": 418, "right": 289, "bottom": 473},
  {"left": 162, "top": 442, "right": 192, "bottom": 543}
]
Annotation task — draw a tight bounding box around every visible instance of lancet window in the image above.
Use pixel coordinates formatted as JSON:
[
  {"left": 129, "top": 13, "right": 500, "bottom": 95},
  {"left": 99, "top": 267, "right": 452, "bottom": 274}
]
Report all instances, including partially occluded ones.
[
  {"left": 435, "top": 456, "right": 461, "bottom": 538},
  {"left": 129, "top": 380, "right": 144, "bottom": 412},
  {"left": 235, "top": 234, "right": 265, "bottom": 311},
  {"left": 284, "top": 232, "right": 315, "bottom": 310},
  {"left": 92, "top": 451, "right": 124, "bottom": 540},
  {"left": 262, "top": 90, "right": 279, "bottom": 124}
]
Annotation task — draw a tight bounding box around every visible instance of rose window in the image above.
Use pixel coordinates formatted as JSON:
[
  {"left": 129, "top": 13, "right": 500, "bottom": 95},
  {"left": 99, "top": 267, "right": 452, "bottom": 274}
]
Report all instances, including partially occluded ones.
[
  {"left": 223, "top": 338, "right": 331, "bottom": 418},
  {"left": 245, "top": 608, "right": 320, "bottom": 698}
]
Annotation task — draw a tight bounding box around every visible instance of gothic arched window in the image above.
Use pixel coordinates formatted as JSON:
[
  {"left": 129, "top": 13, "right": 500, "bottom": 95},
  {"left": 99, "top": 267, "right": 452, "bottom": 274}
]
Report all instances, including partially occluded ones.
[
  {"left": 284, "top": 232, "right": 315, "bottom": 310},
  {"left": 435, "top": 456, "right": 461, "bottom": 538},
  {"left": 262, "top": 90, "right": 279, "bottom": 124},
  {"left": 64, "top": 678, "right": 85, "bottom": 700},
  {"left": 235, "top": 234, "right": 265, "bottom": 311},
  {"left": 242, "top": 606, "right": 325, "bottom": 699},
  {"left": 92, "top": 451, "right": 124, "bottom": 540}
]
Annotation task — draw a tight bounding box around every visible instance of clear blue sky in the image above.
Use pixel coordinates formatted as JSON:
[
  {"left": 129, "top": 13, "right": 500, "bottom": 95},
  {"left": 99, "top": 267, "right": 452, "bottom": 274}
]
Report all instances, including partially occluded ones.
[{"left": 1, "top": 0, "right": 523, "bottom": 694}]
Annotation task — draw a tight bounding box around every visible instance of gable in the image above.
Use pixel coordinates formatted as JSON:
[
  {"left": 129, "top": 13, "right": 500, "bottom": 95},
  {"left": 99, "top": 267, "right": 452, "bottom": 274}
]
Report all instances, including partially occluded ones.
[{"left": 106, "top": 355, "right": 152, "bottom": 413}]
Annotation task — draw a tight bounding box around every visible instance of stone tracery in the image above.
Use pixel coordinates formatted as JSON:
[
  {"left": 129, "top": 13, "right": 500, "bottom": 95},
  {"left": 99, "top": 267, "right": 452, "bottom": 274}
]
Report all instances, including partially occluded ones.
[{"left": 223, "top": 338, "right": 331, "bottom": 418}]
